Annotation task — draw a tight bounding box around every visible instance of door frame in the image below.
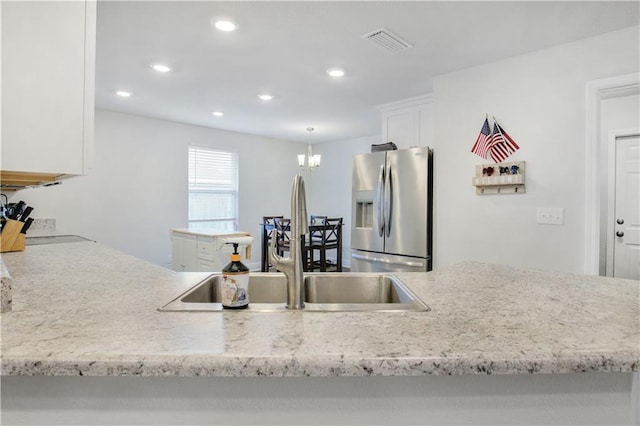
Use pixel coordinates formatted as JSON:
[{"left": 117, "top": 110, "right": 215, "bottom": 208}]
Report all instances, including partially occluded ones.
[
  {"left": 605, "top": 129, "right": 640, "bottom": 276},
  {"left": 584, "top": 73, "right": 639, "bottom": 275}
]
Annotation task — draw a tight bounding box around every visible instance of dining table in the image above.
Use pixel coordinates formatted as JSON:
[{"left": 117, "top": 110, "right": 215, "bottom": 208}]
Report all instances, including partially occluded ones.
[{"left": 259, "top": 220, "right": 343, "bottom": 272}]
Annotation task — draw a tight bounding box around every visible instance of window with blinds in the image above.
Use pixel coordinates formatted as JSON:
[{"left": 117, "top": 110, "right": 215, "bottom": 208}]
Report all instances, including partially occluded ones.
[{"left": 188, "top": 146, "right": 238, "bottom": 232}]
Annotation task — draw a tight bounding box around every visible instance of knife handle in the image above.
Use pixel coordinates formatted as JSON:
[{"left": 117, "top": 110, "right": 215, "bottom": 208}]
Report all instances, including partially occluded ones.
[
  {"left": 21, "top": 217, "right": 34, "bottom": 234},
  {"left": 19, "top": 206, "right": 33, "bottom": 222}
]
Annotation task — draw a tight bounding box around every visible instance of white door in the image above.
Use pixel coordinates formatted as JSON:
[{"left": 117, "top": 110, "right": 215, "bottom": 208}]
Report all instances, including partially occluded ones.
[{"left": 612, "top": 135, "right": 640, "bottom": 279}]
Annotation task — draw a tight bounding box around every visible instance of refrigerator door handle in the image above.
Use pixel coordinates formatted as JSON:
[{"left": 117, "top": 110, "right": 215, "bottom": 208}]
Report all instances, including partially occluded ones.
[
  {"left": 351, "top": 253, "right": 425, "bottom": 268},
  {"left": 384, "top": 163, "right": 392, "bottom": 238},
  {"left": 376, "top": 164, "right": 385, "bottom": 237}
]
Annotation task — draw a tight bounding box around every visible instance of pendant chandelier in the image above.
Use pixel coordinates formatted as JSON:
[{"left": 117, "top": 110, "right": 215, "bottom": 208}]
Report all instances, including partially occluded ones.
[{"left": 298, "top": 127, "right": 321, "bottom": 171}]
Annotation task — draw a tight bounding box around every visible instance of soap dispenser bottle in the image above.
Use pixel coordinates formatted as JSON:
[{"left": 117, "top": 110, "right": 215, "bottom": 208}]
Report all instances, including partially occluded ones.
[{"left": 221, "top": 243, "right": 250, "bottom": 309}]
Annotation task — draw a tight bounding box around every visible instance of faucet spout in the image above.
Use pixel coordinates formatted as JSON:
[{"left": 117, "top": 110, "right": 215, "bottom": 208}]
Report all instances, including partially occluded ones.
[{"left": 269, "top": 175, "right": 308, "bottom": 309}]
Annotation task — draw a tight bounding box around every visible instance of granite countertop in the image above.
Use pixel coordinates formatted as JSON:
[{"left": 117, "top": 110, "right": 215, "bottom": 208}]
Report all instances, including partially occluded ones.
[{"left": 1, "top": 242, "right": 638, "bottom": 377}]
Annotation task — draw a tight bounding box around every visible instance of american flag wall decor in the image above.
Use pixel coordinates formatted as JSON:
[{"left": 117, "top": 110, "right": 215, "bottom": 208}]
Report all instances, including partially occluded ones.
[
  {"left": 471, "top": 115, "right": 520, "bottom": 163},
  {"left": 470, "top": 117, "right": 492, "bottom": 159}
]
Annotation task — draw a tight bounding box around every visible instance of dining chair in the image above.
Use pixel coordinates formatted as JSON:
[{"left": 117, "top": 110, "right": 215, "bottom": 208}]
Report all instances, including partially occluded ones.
[
  {"left": 308, "top": 217, "right": 343, "bottom": 272},
  {"left": 261, "top": 216, "right": 283, "bottom": 272},
  {"left": 304, "top": 216, "right": 325, "bottom": 271},
  {"left": 273, "top": 218, "right": 291, "bottom": 258}
]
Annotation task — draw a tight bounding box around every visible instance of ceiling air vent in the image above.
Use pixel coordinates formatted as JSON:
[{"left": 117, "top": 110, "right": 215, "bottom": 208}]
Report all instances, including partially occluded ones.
[{"left": 362, "top": 27, "right": 413, "bottom": 53}]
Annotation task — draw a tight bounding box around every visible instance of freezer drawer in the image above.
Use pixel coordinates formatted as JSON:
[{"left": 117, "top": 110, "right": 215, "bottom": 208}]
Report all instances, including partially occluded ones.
[{"left": 351, "top": 250, "right": 430, "bottom": 273}]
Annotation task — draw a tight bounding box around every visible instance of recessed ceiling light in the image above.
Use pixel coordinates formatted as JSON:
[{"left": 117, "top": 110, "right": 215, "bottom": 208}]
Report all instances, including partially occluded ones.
[
  {"left": 116, "top": 91, "right": 132, "bottom": 97},
  {"left": 258, "top": 94, "right": 274, "bottom": 101},
  {"left": 214, "top": 20, "right": 236, "bottom": 32},
  {"left": 151, "top": 63, "right": 171, "bottom": 73},
  {"left": 327, "top": 68, "right": 345, "bottom": 78},
  {"left": 212, "top": 111, "right": 224, "bottom": 117}
]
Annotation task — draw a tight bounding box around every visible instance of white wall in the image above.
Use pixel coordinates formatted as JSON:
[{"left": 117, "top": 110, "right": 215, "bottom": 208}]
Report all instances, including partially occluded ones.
[
  {"left": 14, "top": 110, "right": 302, "bottom": 268},
  {"left": 432, "top": 26, "right": 639, "bottom": 273}
]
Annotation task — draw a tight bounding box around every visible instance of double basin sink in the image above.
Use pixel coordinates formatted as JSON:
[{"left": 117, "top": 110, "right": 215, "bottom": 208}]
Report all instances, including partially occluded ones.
[{"left": 159, "top": 273, "right": 429, "bottom": 312}]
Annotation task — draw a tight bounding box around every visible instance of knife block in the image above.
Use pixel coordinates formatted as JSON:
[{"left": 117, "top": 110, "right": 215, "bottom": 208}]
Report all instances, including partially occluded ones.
[{"left": 1, "top": 219, "right": 26, "bottom": 252}]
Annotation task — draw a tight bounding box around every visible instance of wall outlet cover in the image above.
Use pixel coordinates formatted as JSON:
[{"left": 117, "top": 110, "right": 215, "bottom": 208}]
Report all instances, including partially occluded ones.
[{"left": 537, "top": 208, "right": 564, "bottom": 225}]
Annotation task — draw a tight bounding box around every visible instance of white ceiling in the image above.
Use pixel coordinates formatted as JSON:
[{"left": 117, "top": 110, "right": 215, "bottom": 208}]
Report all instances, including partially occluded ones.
[{"left": 95, "top": 1, "right": 639, "bottom": 144}]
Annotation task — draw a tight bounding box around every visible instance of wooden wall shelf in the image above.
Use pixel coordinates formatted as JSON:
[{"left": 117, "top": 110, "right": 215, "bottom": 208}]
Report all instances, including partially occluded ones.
[{"left": 472, "top": 161, "right": 526, "bottom": 195}]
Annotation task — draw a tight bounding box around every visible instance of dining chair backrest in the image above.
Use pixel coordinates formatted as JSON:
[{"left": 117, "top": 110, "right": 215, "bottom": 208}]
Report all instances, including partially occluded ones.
[
  {"left": 274, "top": 218, "right": 291, "bottom": 245},
  {"left": 263, "top": 215, "right": 284, "bottom": 226},
  {"left": 323, "top": 217, "right": 342, "bottom": 245},
  {"left": 309, "top": 215, "right": 326, "bottom": 243},
  {"left": 310, "top": 215, "right": 328, "bottom": 226},
  {"left": 309, "top": 217, "right": 342, "bottom": 245}
]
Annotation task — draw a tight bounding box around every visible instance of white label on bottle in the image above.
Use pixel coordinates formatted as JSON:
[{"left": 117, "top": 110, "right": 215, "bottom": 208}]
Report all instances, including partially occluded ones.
[{"left": 221, "top": 273, "right": 249, "bottom": 307}]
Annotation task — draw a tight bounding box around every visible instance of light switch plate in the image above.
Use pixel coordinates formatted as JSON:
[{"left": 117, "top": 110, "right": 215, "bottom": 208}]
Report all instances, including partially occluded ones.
[{"left": 537, "top": 207, "right": 564, "bottom": 225}]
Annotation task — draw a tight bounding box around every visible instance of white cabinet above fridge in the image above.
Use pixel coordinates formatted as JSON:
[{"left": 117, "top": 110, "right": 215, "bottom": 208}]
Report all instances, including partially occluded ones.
[{"left": 377, "top": 94, "right": 433, "bottom": 149}]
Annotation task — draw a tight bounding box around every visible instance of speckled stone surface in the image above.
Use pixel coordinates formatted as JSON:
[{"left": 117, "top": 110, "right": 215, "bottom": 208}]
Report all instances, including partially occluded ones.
[
  {"left": 0, "top": 259, "right": 12, "bottom": 313},
  {"left": 1, "top": 242, "right": 638, "bottom": 377}
]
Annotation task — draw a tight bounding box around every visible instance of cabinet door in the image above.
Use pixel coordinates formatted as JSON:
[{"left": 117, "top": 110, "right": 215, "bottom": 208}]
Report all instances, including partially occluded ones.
[
  {"left": 196, "top": 259, "right": 216, "bottom": 272},
  {"left": 182, "top": 235, "right": 198, "bottom": 271},
  {"left": 383, "top": 109, "right": 416, "bottom": 148},
  {"left": 379, "top": 95, "right": 433, "bottom": 150},
  {"left": 171, "top": 233, "right": 197, "bottom": 271},
  {"left": 1, "top": 1, "right": 96, "bottom": 175},
  {"left": 196, "top": 237, "right": 215, "bottom": 260},
  {"left": 171, "top": 234, "right": 185, "bottom": 271}
]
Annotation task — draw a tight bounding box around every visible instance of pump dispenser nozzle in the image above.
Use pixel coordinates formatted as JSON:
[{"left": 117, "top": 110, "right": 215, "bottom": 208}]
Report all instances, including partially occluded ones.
[
  {"left": 219, "top": 236, "right": 254, "bottom": 260},
  {"left": 227, "top": 242, "right": 241, "bottom": 262}
]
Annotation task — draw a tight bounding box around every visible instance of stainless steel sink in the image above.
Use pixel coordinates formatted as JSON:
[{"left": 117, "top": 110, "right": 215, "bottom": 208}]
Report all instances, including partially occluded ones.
[{"left": 158, "top": 273, "right": 429, "bottom": 312}]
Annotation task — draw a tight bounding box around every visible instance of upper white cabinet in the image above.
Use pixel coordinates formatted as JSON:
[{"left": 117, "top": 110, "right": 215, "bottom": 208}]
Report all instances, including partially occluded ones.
[
  {"left": 1, "top": 1, "right": 96, "bottom": 181},
  {"left": 377, "top": 94, "right": 433, "bottom": 149}
]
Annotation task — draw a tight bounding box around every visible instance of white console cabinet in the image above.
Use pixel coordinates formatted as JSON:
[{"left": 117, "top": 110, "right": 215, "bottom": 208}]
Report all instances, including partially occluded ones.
[
  {"left": 170, "top": 230, "right": 252, "bottom": 272},
  {"left": 1, "top": 1, "right": 96, "bottom": 185}
]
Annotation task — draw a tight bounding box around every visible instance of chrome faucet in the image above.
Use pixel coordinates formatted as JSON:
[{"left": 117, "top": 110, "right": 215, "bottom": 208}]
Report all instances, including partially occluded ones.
[{"left": 269, "top": 174, "right": 308, "bottom": 309}]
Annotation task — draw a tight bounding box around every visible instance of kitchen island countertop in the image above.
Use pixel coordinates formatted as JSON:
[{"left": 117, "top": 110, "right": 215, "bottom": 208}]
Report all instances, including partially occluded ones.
[{"left": 1, "top": 241, "right": 638, "bottom": 377}]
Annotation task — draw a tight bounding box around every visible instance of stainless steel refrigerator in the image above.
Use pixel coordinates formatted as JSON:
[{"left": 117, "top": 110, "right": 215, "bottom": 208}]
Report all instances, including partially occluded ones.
[{"left": 351, "top": 146, "right": 433, "bottom": 272}]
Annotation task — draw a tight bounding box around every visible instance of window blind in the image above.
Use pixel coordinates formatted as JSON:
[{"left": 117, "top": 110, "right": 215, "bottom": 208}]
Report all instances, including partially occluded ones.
[{"left": 188, "top": 146, "right": 238, "bottom": 232}]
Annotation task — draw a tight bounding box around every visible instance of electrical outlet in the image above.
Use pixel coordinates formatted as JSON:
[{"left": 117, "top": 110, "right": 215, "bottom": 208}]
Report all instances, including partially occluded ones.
[{"left": 537, "top": 207, "right": 564, "bottom": 225}]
